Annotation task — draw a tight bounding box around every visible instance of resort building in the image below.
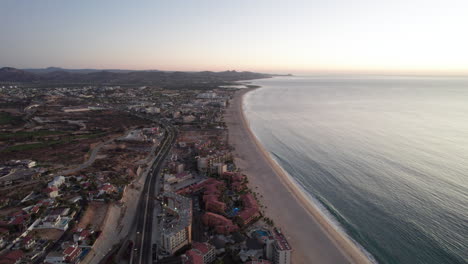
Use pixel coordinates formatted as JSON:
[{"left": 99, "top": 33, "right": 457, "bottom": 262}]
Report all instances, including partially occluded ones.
[
  {"left": 237, "top": 194, "right": 260, "bottom": 226},
  {"left": 181, "top": 242, "right": 216, "bottom": 264},
  {"left": 271, "top": 229, "right": 292, "bottom": 264},
  {"left": 202, "top": 212, "right": 238, "bottom": 235},
  {"left": 197, "top": 152, "right": 232, "bottom": 173},
  {"left": 204, "top": 196, "right": 226, "bottom": 214},
  {"left": 161, "top": 192, "right": 192, "bottom": 254}
]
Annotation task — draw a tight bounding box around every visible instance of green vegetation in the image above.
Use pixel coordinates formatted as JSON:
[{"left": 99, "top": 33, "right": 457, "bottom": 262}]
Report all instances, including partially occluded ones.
[
  {"left": 75, "top": 132, "right": 108, "bottom": 139},
  {"left": 0, "top": 130, "right": 64, "bottom": 140},
  {"left": 1, "top": 131, "right": 109, "bottom": 153},
  {"left": 0, "top": 112, "right": 24, "bottom": 126}
]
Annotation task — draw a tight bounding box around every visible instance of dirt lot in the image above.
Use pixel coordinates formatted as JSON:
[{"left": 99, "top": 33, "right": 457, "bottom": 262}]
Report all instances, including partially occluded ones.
[
  {"left": 30, "top": 228, "right": 64, "bottom": 241},
  {"left": 76, "top": 201, "right": 109, "bottom": 230},
  {"left": 0, "top": 101, "right": 152, "bottom": 167}
]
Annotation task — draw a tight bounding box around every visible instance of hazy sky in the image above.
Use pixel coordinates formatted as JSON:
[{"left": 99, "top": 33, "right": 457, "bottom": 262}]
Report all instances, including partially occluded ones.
[{"left": 1, "top": 0, "right": 467, "bottom": 74}]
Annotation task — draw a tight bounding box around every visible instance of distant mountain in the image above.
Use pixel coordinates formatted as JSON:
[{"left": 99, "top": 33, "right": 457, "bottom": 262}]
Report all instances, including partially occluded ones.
[
  {"left": 23, "top": 67, "right": 147, "bottom": 74},
  {"left": 0, "top": 67, "right": 273, "bottom": 85},
  {"left": 0, "top": 67, "right": 42, "bottom": 82}
]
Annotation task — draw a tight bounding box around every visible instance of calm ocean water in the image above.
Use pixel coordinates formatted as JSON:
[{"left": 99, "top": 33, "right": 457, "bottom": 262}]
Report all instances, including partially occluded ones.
[{"left": 243, "top": 76, "right": 468, "bottom": 264}]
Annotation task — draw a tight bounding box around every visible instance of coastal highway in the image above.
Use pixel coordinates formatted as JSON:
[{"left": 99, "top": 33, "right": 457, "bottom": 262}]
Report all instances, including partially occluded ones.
[{"left": 132, "top": 122, "right": 176, "bottom": 264}]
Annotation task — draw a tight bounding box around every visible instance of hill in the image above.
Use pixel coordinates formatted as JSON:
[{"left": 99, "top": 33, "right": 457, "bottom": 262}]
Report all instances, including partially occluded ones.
[{"left": 0, "top": 67, "right": 272, "bottom": 86}]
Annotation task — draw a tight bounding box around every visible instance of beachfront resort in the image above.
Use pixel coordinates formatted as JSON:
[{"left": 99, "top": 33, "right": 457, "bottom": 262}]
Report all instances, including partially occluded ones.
[{"left": 0, "top": 82, "right": 293, "bottom": 264}]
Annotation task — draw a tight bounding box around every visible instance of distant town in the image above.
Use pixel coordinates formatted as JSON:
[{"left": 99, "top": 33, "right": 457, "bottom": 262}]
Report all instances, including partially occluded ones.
[{"left": 0, "top": 68, "right": 291, "bottom": 264}]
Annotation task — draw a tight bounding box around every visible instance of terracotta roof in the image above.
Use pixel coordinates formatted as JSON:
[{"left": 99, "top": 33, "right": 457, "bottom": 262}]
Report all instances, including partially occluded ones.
[
  {"left": 44, "top": 186, "right": 59, "bottom": 193},
  {"left": 0, "top": 250, "right": 24, "bottom": 262},
  {"left": 10, "top": 215, "right": 28, "bottom": 225},
  {"left": 192, "top": 242, "right": 213, "bottom": 255},
  {"left": 63, "top": 245, "right": 78, "bottom": 255}
]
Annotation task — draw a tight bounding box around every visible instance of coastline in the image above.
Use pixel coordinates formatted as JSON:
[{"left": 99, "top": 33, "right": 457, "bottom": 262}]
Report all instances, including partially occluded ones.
[{"left": 225, "top": 87, "right": 373, "bottom": 264}]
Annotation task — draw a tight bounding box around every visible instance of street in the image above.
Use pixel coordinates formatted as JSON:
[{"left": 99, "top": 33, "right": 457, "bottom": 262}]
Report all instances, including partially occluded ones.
[{"left": 132, "top": 123, "right": 176, "bottom": 264}]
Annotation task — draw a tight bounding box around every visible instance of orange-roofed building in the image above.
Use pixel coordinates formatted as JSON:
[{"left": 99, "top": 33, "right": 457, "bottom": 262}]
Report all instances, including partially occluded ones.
[
  {"left": 242, "top": 194, "right": 258, "bottom": 209},
  {"left": 202, "top": 212, "right": 238, "bottom": 235},
  {"left": 63, "top": 244, "right": 81, "bottom": 263},
  {"left": 205, "top": 198, "right": 226, "bottom": 214},
  {"left": 181, "top": 242, "right": 216, "bottom": 264},
  {"left": 0, "top": 250, "right": 24, "bottom": 264}
]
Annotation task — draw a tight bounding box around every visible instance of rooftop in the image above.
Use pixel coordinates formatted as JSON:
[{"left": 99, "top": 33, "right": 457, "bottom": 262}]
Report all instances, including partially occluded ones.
[
  {"left": 272, "top": 228, "right": 291, "bottom": 251},
  {"left": 162, "top": 192, "right": 192, "bottom": 236}
]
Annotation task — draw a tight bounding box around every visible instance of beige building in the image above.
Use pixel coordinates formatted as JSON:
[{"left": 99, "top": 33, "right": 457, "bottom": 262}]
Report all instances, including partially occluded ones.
[{"left": 161, "top": 192, "right": 192, "bottom": 254}]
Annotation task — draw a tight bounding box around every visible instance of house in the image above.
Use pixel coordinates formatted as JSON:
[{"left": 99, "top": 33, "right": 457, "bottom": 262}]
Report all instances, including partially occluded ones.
[
  {"left": 99, "top": 183, "right": 116, "bottom": 195},
  {"left": 30, "top": 205, "right": 40, "bottom": 214},
  {"left": 5, "top": 214, "right": 30, "bottom": 232},
  {"left": 21, "top": 236, "right": 36, "bottom": 250},
  {"left": 0, "top": 250, "right": 24, "bottom": 264},
  {"left": 35, "top": 214, "right": 70, "bottom": 230},
  {"left": 44, "top": 186, "right": 59, "bottom": 198},
  {"left": 63, "top": 244, "right": 82, "bottom": 263},
  {"left": 181, "top": 242, "right": 216, "bottom": 264},
  {"left": 48, "top": 176, "right": 65, "bottom": 188},
  {"left": 73, "top": 228, "right": 93, "bottom": 242}
]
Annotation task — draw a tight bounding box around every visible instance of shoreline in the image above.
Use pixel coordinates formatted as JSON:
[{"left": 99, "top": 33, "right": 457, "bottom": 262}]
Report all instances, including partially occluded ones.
[{"left": 225, "top": 87, "right": 373, "bottom": 264}]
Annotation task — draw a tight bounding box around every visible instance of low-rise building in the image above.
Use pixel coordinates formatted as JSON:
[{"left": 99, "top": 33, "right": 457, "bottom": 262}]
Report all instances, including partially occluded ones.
[
  {"left": 237, "top": 194, "right": 260, "bottom": 226},
  {"left": 202, "top": 212, "right": 238, "bottom": 235},
  {"left": 0, "top": 250, "right": 24, "bottom": 264},
  {"left": 44, "top": 186, "right": 59, "bottom": 198},
  {"left": 63, "top": 244, "right": 82, "bottom": 263},
  {"left": 48, "top": 176, "right": 65, "bottom": 188},
  {"left": 203, "top": 196, "right": 226, "bottom": 214},
  {"left": 34, "top": 214, "right": 70, "bottom": 230},
  {"left": 181, "top": 242, "right": 216, "bottom": 264}
]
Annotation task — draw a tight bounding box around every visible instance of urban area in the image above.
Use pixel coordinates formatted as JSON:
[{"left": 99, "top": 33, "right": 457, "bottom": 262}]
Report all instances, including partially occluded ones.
[{"left": 0, "top": 68, "right": 291, "bottom": 264}]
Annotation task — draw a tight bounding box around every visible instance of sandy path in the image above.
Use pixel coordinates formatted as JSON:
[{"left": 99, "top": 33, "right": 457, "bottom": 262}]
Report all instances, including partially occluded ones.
[{"left": 225, "top": 88, "right": 372, "bottom": 264}]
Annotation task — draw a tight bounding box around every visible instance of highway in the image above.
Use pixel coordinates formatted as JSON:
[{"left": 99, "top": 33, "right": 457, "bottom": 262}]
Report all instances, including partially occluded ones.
[{"left": 132, "top": 122, "right": 176, "bottom": 264}]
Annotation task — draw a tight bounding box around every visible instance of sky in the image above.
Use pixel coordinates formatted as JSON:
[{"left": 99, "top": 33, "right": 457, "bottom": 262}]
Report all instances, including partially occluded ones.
[{"left": 1, "top": 0, "right": 467, "bottom": 74}]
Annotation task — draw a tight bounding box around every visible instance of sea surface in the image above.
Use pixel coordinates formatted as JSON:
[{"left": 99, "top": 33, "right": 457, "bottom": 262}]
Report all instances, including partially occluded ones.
[{"left": 243, "top": 76, "right": 468, "bottom": 264}]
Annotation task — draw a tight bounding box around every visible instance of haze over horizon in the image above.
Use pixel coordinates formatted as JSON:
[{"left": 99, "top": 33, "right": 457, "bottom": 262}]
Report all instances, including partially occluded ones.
[{"left": 1, "top": 0, "right": 467, "bottom": 75}]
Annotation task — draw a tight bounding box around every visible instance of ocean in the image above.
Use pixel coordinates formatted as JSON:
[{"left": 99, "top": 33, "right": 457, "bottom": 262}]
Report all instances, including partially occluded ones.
[{"left": 243, "top": 76, "right": 468, "bottom": 264}]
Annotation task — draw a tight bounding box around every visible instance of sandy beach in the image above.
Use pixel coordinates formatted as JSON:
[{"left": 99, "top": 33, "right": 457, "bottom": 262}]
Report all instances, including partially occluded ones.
[{"left": 225, "top": 87, "right": 373, "bottom": 264}]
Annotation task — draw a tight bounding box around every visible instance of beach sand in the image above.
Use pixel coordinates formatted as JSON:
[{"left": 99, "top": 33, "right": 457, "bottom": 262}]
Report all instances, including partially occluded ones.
[{"left": 225, "top": 87, "right": 373, "bottom": 264}]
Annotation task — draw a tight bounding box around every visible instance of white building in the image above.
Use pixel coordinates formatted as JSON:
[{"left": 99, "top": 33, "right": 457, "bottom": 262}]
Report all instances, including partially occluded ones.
[
  {"left": 161, "top": 192, "right": 192, "bottom": 254},
  {"left": 34, "top": 215, "right": 70, "bottom": 231},
  {"left": 271, "top": 229, "right": 292, "bottom": 264},
  {"left": 48, "top": 176, "right": 65, "bottom": 188}
]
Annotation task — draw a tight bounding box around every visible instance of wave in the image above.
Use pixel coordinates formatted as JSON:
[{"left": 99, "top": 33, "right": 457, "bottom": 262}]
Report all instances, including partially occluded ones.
[{"left": 269, "top": 151, "right": 379, "bottom": 264}]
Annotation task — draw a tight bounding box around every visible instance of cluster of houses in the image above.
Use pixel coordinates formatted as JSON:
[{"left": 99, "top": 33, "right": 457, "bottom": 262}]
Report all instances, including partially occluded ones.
[
  {"left": 0, "top": 168, "right": 110, "bottom": 263},
  {"left": 0, "top": 160, "right": 41, "bottom": 188}
]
